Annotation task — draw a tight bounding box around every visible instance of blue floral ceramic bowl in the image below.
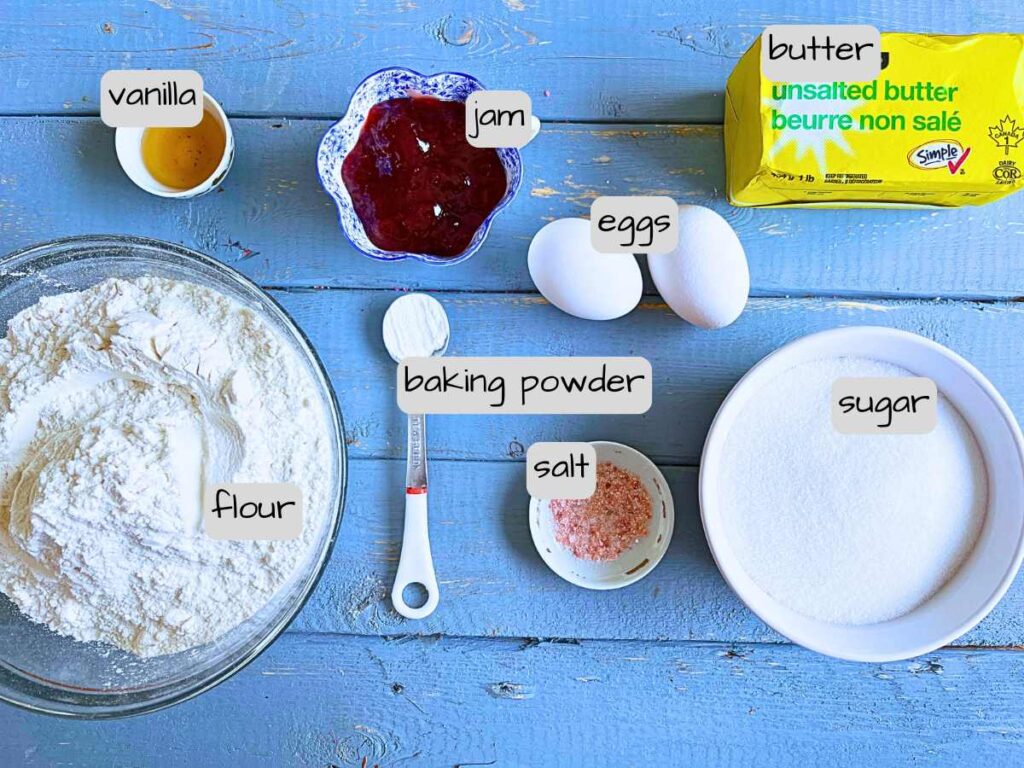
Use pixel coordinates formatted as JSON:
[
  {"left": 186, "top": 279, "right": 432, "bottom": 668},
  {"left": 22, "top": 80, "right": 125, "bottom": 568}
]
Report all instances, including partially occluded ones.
[{"left": 317, "top": 67, "right": 524, "bottom": 266}]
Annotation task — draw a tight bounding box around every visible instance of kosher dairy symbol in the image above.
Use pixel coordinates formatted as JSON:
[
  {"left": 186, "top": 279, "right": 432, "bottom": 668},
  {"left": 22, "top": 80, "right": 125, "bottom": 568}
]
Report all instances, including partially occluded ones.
[
  {"left": 989, "top": 115, "right": 1024, "bottom": 155},
  {"left": 993, "top": 161, "right": 1021, "bottom": 184}
]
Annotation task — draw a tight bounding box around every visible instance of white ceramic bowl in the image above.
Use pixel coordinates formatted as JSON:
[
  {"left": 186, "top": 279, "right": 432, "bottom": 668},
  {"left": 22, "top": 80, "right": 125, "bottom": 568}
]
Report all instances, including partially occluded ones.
[
  {"left": 114, "top": 92, "right": 234, "bottom": 199},
  {"left": 700, "top": 326, "right": 1024, "bottom": 662},
  {"left": 530, "top": 441, "right": 674, "bottom": 590}
]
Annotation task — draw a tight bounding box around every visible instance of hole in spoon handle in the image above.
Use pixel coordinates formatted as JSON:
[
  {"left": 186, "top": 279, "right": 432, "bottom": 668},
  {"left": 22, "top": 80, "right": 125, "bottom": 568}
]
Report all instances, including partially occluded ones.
[{"left": 391, "top": 490, "right": 439, "bottom": 619}]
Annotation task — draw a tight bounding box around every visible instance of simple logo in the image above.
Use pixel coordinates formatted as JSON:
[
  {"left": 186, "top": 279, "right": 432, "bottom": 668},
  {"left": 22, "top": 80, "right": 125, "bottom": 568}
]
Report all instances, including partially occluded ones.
[
  {"left": 907, "top": 140, "right": 968, "bottom": 173},
  {"left": 993, "top": 160, "right": 1021, "bottom": 184},
  {"left": 989, "top": 115, "right": 1024, "bottom": 155}
]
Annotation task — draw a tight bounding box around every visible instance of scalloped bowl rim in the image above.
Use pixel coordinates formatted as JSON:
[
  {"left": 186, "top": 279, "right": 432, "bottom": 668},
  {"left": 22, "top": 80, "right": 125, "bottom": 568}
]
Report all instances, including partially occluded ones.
[{"left": 316, "top": 66, "right": 523, "bottom": 266}]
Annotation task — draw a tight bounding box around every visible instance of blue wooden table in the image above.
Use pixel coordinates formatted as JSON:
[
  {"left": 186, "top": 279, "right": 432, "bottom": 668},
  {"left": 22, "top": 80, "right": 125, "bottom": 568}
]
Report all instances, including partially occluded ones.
[{"left": 2, "top": 1, "right": 1024, "bottom": 765}]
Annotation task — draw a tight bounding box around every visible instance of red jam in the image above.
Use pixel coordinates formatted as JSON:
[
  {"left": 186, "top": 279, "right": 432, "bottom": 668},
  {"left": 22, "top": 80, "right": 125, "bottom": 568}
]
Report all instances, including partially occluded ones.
[{"left": 342, "top": 95, "right": 508, "bottom": 258}]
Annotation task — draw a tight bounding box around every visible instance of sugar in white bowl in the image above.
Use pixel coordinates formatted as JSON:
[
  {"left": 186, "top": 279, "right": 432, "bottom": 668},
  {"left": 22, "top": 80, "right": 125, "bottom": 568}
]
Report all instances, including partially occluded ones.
[
  {"left": 718, "top": 356, "right": 988, "bottom": 626},
  {"left": 700, "top": 327, "right": 1024, "bottom": 663}
]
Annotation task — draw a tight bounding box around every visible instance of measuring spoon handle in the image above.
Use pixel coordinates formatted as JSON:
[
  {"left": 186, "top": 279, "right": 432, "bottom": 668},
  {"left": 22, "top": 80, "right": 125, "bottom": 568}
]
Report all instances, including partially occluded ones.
[
  {"left": 392, "top": 489, "right": 440, "bottom": 618},
  {"left": 392, "top": 413, "right": 440, "bottom": 619}
]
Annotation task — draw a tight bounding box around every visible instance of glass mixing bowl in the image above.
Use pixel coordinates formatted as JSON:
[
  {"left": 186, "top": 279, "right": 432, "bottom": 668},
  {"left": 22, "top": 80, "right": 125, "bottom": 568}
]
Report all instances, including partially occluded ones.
[{"left": 0, "top": 235, "right": 346, "bottom": 717}]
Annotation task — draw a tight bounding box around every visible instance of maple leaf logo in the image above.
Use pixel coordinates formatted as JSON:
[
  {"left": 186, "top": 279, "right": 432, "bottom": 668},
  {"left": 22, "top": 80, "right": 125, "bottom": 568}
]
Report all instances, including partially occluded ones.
[{"left": 989, "top": 115, "right": 1024, "bottom": 155}]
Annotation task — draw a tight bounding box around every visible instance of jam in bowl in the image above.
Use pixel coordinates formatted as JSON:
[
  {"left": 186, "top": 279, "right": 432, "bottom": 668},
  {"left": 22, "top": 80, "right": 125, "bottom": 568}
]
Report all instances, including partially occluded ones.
[{"left": 318, "top": 68, "right": 524, "bottom": 266}]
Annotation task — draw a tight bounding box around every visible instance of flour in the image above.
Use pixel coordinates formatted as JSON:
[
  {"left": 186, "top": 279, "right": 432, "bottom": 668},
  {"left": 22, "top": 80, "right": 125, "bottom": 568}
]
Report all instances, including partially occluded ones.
[
  {"left": 719, "top": 357, "right": 988, "bottom": 625},
  {"left": 0, "top": 277, "right": 331, "bottom": 657}
]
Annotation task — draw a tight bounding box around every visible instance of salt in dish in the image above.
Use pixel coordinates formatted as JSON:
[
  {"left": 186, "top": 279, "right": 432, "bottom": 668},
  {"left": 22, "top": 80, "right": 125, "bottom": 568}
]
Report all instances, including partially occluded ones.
[{"left": 530, "top": 441, "right": 674, "bottom": 590}]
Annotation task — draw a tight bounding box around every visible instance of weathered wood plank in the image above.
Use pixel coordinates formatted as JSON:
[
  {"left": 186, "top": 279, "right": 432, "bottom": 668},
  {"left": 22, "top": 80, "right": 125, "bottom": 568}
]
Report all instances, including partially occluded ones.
[
  {"left": 2, "top": 633, "right": 1023, "bottom": 766},
  {"left": 2, "top": 0, "right": 1019, "bottom": 122},
  {"left": 273, "top": 287, "right": 1024, "bottom": 647},
  {"left": 296, "top": 458, "right": 1024, "bottom": 648},
  {"left": 274, "top": 289, "right": 1024, "bottom": 466},
  {"left": 3, "top": 0, "right": 1023, "bottom": 758},
  {"left": 2, "top": 117, "right": 1022, "bottom": 299},
  {"left": 1, "top": 291, "right": 1015, "bottom": 645}
]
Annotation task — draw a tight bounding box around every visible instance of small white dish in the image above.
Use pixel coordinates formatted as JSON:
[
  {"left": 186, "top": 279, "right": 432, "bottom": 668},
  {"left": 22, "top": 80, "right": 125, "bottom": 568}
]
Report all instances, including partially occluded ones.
[
  {"left": 114, "top": 92, "right": 234, "bottom": 199},
  {"left": 529, "top": 441, "right": 674, "bottom": 590},
  {"left": 700, "top": 326, "right": 1024, "bottom": 662}
]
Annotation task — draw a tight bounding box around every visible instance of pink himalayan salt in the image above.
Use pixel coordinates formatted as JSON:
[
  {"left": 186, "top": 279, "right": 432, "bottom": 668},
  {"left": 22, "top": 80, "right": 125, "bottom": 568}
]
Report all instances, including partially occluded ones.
[{"left": 550, "top": 462, "right": 652, "bottom": 561}]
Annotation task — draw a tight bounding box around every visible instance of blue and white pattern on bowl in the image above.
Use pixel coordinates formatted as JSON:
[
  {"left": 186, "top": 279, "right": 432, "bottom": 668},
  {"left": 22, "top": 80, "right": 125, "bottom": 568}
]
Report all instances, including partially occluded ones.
[{"left": 317, "top": 67, "right": 524, "bottom": 266}]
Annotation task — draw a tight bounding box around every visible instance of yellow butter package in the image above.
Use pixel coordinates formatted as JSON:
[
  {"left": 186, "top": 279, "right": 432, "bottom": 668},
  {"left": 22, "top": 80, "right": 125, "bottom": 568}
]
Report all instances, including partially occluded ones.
[{"left": 725, "top": 33, "right": 1024, "bottom": 207}]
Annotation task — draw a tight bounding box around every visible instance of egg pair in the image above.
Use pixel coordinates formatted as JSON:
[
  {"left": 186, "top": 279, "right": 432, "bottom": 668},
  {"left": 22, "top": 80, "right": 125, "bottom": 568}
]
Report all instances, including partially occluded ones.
[{"left": 527, "top": 206, "right": 749, "bottom": 329}]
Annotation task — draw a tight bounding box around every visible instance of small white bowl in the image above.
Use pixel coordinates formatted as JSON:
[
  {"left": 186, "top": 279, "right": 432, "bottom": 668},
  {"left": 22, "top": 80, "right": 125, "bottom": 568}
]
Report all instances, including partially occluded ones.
[
  {"left": 700, "top": 327, "right": 1024, "bottom": 662},
  {"left": 114, "top": 92, "right": 234, "bottom": 199},
  {"left": 529, "top": 441, "right": 674, "bottom": 590}
]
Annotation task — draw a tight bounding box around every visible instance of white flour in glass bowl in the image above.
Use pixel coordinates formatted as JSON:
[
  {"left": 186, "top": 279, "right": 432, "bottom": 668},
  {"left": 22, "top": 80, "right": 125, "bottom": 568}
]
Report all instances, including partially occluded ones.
[{"left": 0, "top": 276, "right": 330, "bottom": 657}]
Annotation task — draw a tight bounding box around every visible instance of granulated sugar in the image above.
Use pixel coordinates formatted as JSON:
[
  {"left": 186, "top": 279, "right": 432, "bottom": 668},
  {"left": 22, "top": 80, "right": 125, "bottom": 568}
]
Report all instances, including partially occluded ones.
[{"left": 719, "top": 357, "right": 988, "bottom": 625}]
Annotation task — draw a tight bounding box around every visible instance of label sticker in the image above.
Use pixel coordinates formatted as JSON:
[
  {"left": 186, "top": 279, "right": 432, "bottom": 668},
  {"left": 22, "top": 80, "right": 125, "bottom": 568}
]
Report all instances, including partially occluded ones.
[
  {"left": 465, "top": 90, "right": 535, "bottom": 148},
  {"left": 831, "top": 377, "right": 937, "bottom": 434},
  {"left": 397, "top": 357, "right": 652, "bottom": 414},
  {"left": 590, "top": 196, "right": 679, "bottom": 254},
  {"left": 100, "top": 69, "right": 203, "bottom": 128},
  {"left": 526, "top": 442, "right": 597, "bottom": 499},
  {"left": 761, "top": 25, "right": 881, "bottom": 83},
  {"left": 203, "top": 483, "right": 303, "bottom": 541}
]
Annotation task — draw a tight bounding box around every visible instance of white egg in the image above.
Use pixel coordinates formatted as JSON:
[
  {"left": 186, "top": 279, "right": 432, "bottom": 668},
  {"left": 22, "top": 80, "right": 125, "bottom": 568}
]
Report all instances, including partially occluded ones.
[
  {"left": 528, "top": 218, "right": 642, "bottom": 321},
  {"left": 648, "top": 205, "right": 749, "bottom": 329}
]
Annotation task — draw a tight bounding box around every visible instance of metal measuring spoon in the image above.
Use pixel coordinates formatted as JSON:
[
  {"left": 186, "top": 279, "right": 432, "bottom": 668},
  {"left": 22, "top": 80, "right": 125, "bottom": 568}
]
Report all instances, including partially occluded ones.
[{"left": 382, "top": 293, "right": 450, "bottom": 619}]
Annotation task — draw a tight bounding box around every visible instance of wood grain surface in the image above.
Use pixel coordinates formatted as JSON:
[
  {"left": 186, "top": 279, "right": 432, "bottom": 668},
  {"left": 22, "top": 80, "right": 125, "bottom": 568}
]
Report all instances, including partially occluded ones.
[
  {"left": 2, "top": 1, "right": 1024, "bottom": 765},
  {"left": 293, "top": 457, "right": 1024, "bottom": 647},
  {"left": 1, "top": 117, "right": 1022, "bottom": 299},
  {"left": 4, "top": 633, "right": 1024, "bottom": 767},
  {"left": 275, "top": 289, "right": 1024, "bottom": 466},
  {"left": 3, "top": 1, "right": 1021, "bottom": 122}
]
